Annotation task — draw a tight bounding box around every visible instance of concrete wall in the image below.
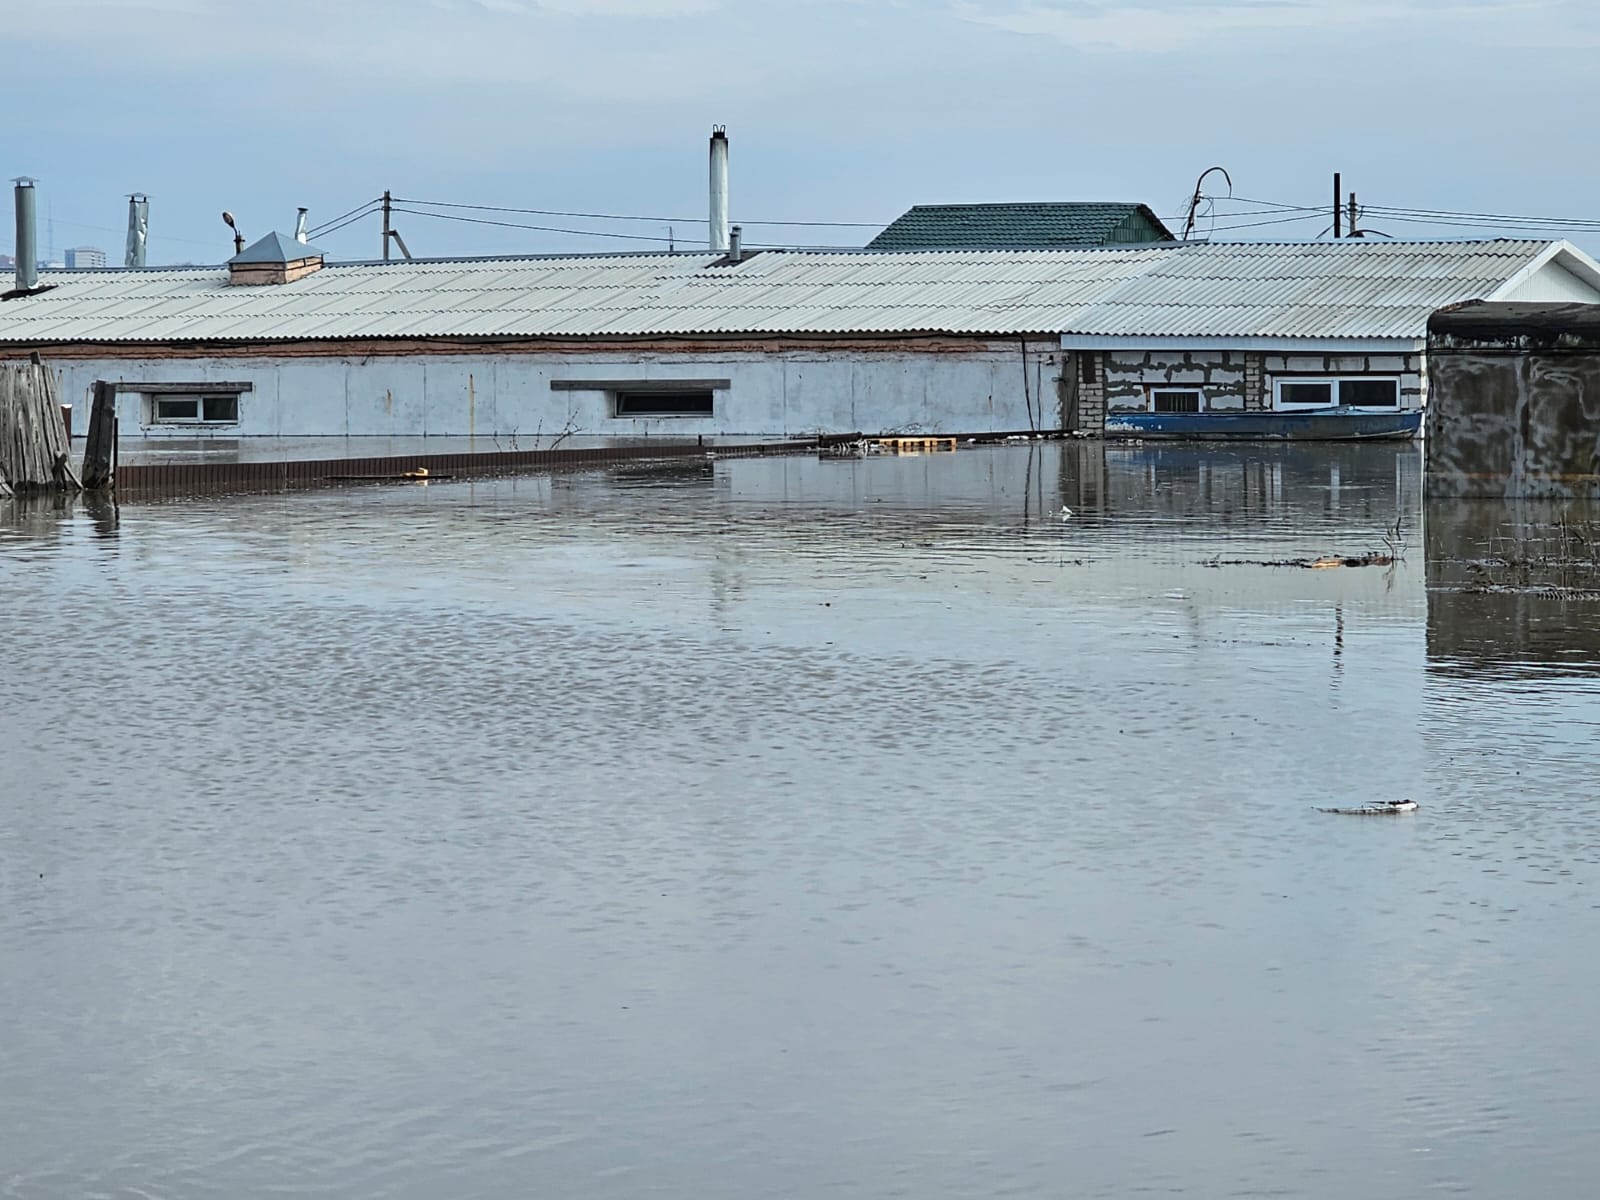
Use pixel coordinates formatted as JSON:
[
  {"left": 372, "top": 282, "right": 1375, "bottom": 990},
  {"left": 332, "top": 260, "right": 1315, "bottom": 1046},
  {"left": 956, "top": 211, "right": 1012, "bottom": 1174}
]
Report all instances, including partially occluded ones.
[
  {"left": 35, "top": 339, "right": 1065, "bottom": 440},
  {"left": 1103, "top": 350, "right": 1249, "bottom": 413},
  {"left": 1427, "top": 349, "right": 1600, "bottom": 498},
  {"left": 1426, "top": 303, "right": 1600, "bottom": 498},
  {"left": 1069, "top": 346, "right": 1422, "bottom": 432}
]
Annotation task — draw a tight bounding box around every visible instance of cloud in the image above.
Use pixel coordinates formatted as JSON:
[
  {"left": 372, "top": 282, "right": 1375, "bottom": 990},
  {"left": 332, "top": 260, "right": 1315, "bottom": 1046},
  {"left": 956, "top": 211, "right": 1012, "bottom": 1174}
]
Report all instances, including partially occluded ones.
[{"left": 951, "top": 0, "right": 1581, "bottom": 53}]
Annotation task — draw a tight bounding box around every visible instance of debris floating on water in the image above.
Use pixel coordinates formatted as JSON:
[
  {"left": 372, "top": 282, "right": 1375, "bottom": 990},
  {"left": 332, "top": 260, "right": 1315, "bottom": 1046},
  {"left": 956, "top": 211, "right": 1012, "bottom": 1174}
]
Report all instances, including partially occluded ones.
[
  {"left": 1316, "top": 800, "right": 1419, "bottom": 816},
  {"left": 1205, "top": 552, "right": 1395, "bottom": 570}
]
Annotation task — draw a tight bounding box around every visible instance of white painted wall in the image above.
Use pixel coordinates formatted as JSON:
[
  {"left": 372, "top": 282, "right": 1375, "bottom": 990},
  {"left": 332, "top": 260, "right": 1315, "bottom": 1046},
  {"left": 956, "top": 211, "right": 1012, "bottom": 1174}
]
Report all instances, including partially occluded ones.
[
  {"left": 1501, "top": 261, "right": 1600, "bottom": 304},
  {"left": 47, "top": 346, "right": 1050, "bottom": 439}
]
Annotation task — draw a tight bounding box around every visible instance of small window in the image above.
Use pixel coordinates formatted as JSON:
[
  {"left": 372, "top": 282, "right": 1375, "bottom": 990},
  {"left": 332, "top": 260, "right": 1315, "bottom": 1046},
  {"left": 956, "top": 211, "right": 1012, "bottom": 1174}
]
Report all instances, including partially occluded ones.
[
  {"left": 148, "top": 390, "right": 242, "bottom": 425},
  {"left": 1279, "top": 382, "right": 1334, "bottom": 408},
  {"left": 1275, "top": 377, "right": 1402, "bottom": 411},
  {"left": 1151, "top": 389, "right": 1202, "bottom": 413},
  {"left": 613, "top": 390, "right": 714, "bottom": 418},
  {"left": 1340, "top": 379, "right": 1398, "bottom": 408},
  {"left": 202, "top": 394, "right": 239, "bottom": 422},
  {"left": 154, "top": 396, "right": 200, "bottom": 421}
]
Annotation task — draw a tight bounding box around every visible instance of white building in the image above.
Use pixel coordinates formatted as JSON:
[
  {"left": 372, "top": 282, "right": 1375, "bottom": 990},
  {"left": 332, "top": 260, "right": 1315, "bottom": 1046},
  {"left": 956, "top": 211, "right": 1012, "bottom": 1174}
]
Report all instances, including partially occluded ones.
[
  {"left": 63, "top": 246, "right": 107, "bottom": 269},
  {"left": 1, "top": 233, "right": 1596, "bottom": 440}
]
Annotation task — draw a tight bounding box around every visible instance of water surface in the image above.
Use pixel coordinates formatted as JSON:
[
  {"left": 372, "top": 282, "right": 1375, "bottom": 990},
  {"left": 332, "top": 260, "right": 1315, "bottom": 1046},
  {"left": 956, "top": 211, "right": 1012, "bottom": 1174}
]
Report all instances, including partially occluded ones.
[{"left": 3, "top": 443, "right": 1597, "bottom": 1199}]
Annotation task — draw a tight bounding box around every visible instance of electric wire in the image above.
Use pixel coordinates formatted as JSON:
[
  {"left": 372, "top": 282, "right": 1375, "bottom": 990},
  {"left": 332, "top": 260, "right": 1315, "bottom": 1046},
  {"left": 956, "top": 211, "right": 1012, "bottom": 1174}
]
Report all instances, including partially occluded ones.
[
  {"left": 389, "top": 207, "right": 708, "bottom": 244},
  {"left": 306, "top": 198, "right": 382, "bottom": 237},
  {"left": 390, "top": 207, "right": 865, "bottom": 250},
  {"left": 307, "top": 190, "right": 1600, "bottom": 256},
  {"left": 393, "top": 197, "right": 881, "bottom": 229},
  {"left": 309, "top": 205, "right": 383, "bottom": 240}
]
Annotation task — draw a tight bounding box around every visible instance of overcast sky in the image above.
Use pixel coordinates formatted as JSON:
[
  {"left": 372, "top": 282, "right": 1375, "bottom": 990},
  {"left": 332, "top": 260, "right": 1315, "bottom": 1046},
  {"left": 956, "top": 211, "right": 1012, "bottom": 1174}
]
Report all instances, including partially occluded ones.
[{"left": 7, "top": 0, "right": 1599, "bottom": 264}]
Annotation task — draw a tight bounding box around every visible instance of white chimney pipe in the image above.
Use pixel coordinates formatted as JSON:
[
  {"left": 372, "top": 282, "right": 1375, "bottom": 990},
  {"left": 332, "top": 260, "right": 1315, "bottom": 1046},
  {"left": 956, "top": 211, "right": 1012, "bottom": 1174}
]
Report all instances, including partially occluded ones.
[
  {"left": 295, "top": 207, "right": 309, "bottom": 244},
  {"left": 708, "top": 127, "right": 729, "bottom": 255},
  {"left": 13, "top": 178, "right": 38, "bottom": 291},
  {"left": 125, "top": 193, "right": 149, "bottom": 268}
]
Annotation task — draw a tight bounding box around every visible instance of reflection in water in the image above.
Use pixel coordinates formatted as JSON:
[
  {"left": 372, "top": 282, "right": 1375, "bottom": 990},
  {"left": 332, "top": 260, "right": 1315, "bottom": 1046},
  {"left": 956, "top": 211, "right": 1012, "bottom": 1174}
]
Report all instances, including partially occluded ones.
[
  {"left": 1426, "top": 497, "right": 1600, "bottom": 677},
  {"left": 3, "top": 443, "right": 1597, "bottom": 1200}
]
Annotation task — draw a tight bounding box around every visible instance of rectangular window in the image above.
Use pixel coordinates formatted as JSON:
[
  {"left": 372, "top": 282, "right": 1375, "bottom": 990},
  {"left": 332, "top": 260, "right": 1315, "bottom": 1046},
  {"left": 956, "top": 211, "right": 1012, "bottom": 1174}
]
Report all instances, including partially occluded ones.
[
  {"left": 149, "top": 393, "right": 241, "bottom": 424},
  {"left": 613, "top": 390, "right": 714, "bottom": 418},
  {"left": 1151, "top": 389, "right": 1202, "bottom": 413},
  {"left": 1275, "top": 377, "right": 1401, "bottom": 410},
  {"left": 1278, "top": 382, "right": 1335, "bottom": 408},
  {"left": 154, "top": 396, "right": 200, "bottom": 421},
  {"left": 202, "top": 394, "right": 239, "bottom": 422},
  {"left": 1340, "top": 379, "right": 1399, "bottom": 408}
]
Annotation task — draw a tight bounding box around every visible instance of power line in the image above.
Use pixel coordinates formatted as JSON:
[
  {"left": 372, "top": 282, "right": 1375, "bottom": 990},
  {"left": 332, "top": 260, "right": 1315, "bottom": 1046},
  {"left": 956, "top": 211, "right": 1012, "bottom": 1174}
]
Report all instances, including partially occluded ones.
[
  {"left": 307, "top": 198, "right": 382, "bottom": 237},
  {"left": 392, "top": 196, "right": 882, "bottom": 229},
  {"left": 1363, "top": 213, "right": 1600, "bottom": 236},
  {"left": 390, "top": 206, "right": 709, "bottom": 244},
  {"left": 311, "top": 205, "right": 383, "bottom": 240},
  {"left": 1364, "top": 203, "right": 1600, "bottom": 229},
  {"left": 1201, "top": 212, "right": 1329, "bottom": 233}
]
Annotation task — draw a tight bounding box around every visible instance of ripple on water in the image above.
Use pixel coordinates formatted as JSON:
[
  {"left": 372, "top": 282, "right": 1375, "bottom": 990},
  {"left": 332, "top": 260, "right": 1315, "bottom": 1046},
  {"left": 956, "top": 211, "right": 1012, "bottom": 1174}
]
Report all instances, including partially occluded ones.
[{"left": 2, "top": 443, "right": 1597, "bottom": 1199}]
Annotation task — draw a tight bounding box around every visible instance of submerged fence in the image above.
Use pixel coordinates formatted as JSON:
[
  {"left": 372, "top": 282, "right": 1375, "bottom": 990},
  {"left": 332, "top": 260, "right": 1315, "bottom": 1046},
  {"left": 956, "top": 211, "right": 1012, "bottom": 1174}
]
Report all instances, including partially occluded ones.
[{"left": 113, "top": 438, "right": 826, "bottom": 496}]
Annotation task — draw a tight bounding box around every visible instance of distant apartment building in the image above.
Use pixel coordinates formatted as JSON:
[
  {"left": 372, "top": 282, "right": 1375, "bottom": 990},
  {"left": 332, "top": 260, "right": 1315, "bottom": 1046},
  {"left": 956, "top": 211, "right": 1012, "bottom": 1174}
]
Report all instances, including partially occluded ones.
[{"left": 64, "top": 246, "right": 107, "bottom": 269}]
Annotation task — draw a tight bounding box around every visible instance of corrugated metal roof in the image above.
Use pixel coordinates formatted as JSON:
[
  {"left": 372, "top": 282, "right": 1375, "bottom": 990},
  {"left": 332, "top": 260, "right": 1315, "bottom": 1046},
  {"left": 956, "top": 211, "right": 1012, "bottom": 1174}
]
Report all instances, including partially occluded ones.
[
  {"left": 0, "top": 240, "right": 1586, "bottom": 346},
  {"left": 866, "top": 203, "right": 1174, "bottom": 250}
]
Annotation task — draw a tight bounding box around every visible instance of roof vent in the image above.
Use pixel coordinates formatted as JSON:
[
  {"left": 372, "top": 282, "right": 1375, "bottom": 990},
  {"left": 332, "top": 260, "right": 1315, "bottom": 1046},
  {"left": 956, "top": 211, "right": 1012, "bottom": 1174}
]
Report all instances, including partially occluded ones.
[{"left": 227, "top": 230, "right": 324, "bottom": 285}]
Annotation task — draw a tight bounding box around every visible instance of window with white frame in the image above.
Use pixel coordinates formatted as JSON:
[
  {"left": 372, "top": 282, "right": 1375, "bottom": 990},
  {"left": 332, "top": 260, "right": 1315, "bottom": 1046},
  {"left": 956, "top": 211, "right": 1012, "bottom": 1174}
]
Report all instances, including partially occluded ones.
[
  {"left": 1275, "top": 377, "right": 1400, "bottom": 410},
  {"left": 1150, "top": 388, "right": 1202, "bottom": 413},
  {"left": 150, "top": 394, "right": 240, "bottom": 424},
  {"left": 135, "top": 383, "right": 249, "bottom": 426},
  {"left": 150, "top": 395, "right": 238, "bottom": 422}
]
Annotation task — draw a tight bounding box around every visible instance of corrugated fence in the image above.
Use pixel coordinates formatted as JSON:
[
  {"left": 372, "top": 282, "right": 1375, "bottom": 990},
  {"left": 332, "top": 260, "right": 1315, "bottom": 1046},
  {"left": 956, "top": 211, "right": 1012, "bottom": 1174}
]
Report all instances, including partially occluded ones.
[{"left": 115, "top": 439, "right": 819, "bottom": 496}]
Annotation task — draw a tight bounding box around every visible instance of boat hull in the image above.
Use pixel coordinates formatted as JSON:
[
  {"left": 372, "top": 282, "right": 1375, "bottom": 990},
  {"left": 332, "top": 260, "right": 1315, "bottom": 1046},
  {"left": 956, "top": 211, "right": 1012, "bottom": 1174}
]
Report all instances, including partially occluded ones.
[{"left": 1104, "top": 406, "right": 1421, "bottom": 442}]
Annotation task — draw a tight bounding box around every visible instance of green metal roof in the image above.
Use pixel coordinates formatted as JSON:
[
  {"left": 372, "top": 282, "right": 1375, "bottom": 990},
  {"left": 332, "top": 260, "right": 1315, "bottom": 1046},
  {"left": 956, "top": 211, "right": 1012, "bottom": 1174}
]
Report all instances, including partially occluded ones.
[{"left": 866, "top": 202, "right": 1174, "bottom": 251}]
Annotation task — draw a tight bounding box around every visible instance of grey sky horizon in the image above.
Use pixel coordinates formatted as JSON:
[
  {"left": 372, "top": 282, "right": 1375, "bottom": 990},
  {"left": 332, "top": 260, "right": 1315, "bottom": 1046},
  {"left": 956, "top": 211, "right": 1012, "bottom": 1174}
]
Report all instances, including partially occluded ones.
[{"left": 7, "top": 0, "right": 1598, "bottom": 264}]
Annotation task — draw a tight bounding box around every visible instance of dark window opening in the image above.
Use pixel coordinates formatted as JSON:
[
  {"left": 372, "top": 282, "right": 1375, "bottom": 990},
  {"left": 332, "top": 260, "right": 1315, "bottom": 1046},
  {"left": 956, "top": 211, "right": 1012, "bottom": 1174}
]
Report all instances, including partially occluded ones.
[
  {"left": 613, "top": 390, "right": 715, "bottom": 418},
  {"left": 154, "top": 397, "right": 199, "bottom": 421},
  {"left": 1280, "top": 382, "right": 1335, "bottom": 408},
  {"left": 202, "top": 394, "right": 239, "bottom": 422},
  {"left": 1341, "top": 379, "right": 1399, "bottom": 408},
  {"left": 1152, "top": 390, "right": 1202, "bottom": 413},
  {"left": 1079, "top": 354, "right": 1097, "bottom": 385}
]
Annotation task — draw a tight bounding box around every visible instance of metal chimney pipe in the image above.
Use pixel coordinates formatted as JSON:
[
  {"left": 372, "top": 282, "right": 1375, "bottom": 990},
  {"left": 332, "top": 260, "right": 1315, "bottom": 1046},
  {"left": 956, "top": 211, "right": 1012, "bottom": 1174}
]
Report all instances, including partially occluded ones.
[
  {"left": 729, "top": 224, "right": 742, "bottom": 263},
  {"left": 708, "top": 126, "right": 730, "bottom": 255},
  {"left": 14, "top": 178, "right": 38, "bottom": 291},
  {"left": 125, "top": 193, "right": 149, "bottom": 268},
  {"left": 294, "top": 207, "right": 309, "bottom": 244}
]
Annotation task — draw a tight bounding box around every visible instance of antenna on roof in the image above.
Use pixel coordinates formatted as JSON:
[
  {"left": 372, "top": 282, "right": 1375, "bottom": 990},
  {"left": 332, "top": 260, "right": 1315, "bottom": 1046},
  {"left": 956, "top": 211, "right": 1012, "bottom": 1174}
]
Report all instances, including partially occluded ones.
[{"left": 1182, "top": 166, "right": 1232, "bottom": 240}]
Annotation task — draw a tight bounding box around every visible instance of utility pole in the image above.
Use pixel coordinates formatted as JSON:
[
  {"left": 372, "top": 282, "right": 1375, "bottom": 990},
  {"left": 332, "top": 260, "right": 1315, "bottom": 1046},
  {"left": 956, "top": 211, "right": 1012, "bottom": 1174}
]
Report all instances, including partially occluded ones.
[
  {"left": 382, "top": 190, "right": 392, "bottom": 261},
  {"left": 1333, "top": 172, "right": 1342, "bottom": 239},
  {"left": 1347, "top": 193, "right": 1361, "bottom": 237}
]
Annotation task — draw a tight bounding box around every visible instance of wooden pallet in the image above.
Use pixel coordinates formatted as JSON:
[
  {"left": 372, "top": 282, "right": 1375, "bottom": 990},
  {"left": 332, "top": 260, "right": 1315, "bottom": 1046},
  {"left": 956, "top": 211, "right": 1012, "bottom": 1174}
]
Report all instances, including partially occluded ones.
[{"left": 875, "top": 437, "right": 958, "bottom": 453}]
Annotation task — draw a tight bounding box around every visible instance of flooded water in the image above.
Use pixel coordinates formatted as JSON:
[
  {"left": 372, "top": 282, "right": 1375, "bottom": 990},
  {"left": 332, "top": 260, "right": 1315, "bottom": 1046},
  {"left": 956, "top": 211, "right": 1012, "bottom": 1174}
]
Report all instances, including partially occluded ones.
[{"left": 3, "top": 443, "right": 1598, "bottom": 1199}]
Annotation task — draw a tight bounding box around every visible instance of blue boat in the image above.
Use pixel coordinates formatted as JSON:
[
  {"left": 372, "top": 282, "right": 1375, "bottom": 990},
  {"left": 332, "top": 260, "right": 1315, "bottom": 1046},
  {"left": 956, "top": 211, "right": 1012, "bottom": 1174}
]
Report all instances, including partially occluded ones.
[{"left": 1103, "top": 405, "right": 1421, "bottom": 442}]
